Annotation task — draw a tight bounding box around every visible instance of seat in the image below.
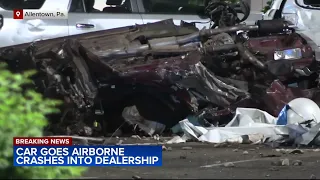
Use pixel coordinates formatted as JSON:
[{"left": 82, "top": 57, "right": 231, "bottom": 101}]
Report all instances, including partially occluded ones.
[
  {"left": 70, "top": 0, "right": 85, "bottom": 12},
  {"left": 84, "top": 0, "right": 101, "bottom": 12},
  {"left": 103, "top": 0, "right": 130, "bottom": 13}
]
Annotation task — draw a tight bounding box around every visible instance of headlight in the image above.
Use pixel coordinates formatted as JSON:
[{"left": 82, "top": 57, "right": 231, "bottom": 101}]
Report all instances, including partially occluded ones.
[{"left": 274, "top": 48, "right": 302, "bottom": 60}]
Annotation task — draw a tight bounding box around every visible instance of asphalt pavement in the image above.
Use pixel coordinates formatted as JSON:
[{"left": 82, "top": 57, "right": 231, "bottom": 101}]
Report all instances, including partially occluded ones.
[{"left": 80, "top": 137, "right": 320, "bottom": 179}]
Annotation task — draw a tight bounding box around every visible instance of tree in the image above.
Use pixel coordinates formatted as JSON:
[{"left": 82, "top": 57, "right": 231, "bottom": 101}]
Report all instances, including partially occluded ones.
[
  {"left": 0, "top": 64, "right": 87, "bottom": 179},
  {"left": 262, "top": 0, "right": 273, "bottom": 13}
]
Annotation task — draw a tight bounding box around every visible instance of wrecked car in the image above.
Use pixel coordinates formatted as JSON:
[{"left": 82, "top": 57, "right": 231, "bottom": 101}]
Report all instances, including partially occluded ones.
[
  {"left": 0, "top": 0, "right": 262, "bottom": 47},
  {"left": 0, "top": 0, "right": 320, "bottom": 140}
]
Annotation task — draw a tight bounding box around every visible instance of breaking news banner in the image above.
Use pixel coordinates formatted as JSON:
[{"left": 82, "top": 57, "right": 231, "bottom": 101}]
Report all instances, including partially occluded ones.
[
  {"left": 13, "top": 9, "right": 68, "bottom": 20},
  {"left": 13, "top": 137, "right": 162, "bottom": 167}
]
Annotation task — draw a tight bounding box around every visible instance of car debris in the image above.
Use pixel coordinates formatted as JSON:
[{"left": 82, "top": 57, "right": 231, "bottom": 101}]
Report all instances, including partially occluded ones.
[
  {"left": 310, "top": 174, "right": 317, "bottom": 179},
  {"left": 242, "top": 150, "right": 249, "bottom": 155},
  {"left": 281, "top": 158, "right": 290, "bottom": 166},
  {"left": 223, "top": 162, "right": 235, "bottom": 167},
  {"left": 292, "top": 160, "right": 303, "bottom": 166},
  {"left": 1, "top": 0, "right": 320, "bottom": 147},
  {"left": 289, "top": 149, "right": 304, "bottom": 154},
  {"left": 171, "top": 98, "right": 320, "bottom": 145},
  {"left": 269, "top": 167, "right": 279, "bottom": 171},
  {"left": 181, "top": 147, "right": 193, "bottom": 150},
  {"left": 132, "top": 175, "right": 143, "bottom": 180},
  {"left": 122, "top": 105, "right": 166, "bottom": 136}
]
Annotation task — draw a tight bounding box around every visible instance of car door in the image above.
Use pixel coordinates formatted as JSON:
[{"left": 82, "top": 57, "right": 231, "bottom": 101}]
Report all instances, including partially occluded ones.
[
  {"left": 67, "top": 0, "right": 144, "bottom": 36},
  {"left": 0, "top": 0, "right": 69, "bottom": 48},
  {"left": 136, "top": 0, "right": 211, "bottom": 30}
]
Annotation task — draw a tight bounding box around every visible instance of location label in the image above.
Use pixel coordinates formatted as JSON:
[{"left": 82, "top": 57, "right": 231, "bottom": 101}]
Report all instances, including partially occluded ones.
[{"left": 13, "top": 9, "right": 23, "bottom": 19}]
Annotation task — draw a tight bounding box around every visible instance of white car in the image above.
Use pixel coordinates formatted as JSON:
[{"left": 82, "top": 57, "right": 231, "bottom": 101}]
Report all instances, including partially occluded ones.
[
  {"left": 0, "top": 0, "right": 263, "bottom": 47},
  {"left": 264, "top": 0, "right": 320, "bottom": 47}
]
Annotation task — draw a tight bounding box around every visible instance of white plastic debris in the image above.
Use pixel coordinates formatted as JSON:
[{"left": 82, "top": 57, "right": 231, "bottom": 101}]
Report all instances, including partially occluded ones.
[{"left": 169, "top": 98, "right": 320, "bottom": 145}]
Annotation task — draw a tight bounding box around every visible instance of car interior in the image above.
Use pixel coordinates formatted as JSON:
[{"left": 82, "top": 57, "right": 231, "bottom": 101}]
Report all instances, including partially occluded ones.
[
  {"left": 102, "top": 0, "right": 131, "bottom": 13},
  {"left": 0, "top": 0, "right": 45, "bottom": 10},
  {"left": 303, "top": 0, "right": 320, "bottom": 7},
  {"left": 70, "top": 0, "right": 132, "bottom": 13},
  {"left": 142, "top": 0, "right": 206, "bottom": 15}
]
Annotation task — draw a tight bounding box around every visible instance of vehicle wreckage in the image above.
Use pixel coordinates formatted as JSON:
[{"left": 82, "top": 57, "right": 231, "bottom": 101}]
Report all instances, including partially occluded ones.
[{"left": 1, "top": 1, "right": 320, "bottom": 143}]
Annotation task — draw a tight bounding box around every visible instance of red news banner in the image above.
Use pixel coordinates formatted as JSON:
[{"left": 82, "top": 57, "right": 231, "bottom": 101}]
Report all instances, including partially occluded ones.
[{"left": 14, "top": 137, "right": 72, "bottom": 146}]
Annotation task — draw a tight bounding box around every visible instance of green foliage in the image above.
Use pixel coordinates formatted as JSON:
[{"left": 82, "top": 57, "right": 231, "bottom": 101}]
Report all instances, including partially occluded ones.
[
  {"left": 262, "top": 0, "right": 273, "bottom": 13},
  {"left": 0, "top": 63, "right": 87, "bottom": 179}
]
